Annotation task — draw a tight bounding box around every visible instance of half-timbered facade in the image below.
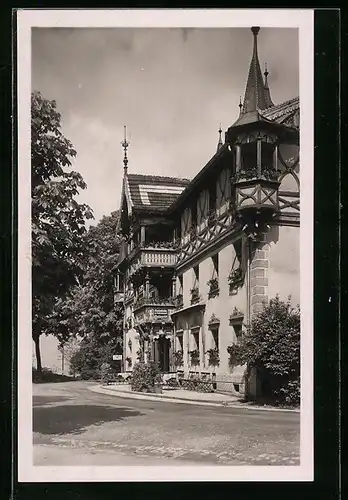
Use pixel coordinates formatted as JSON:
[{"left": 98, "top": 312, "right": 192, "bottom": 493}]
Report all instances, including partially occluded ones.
[{"left": 115, "top": 27, "right": 300, "bottom": 397}]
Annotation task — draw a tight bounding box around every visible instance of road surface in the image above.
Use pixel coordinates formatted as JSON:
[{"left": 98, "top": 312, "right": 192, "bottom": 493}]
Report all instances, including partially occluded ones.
[{"left": 33, "top": 381, "right": 300, "bottom": 466}]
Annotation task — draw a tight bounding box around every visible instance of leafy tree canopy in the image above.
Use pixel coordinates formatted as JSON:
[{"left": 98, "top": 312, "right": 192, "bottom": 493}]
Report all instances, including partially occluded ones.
[
  {"left": 31, "top": 90, "right": 93, "bottom": 369},
  {"left": 51, "top": 211, "right": 124, "bottom": 378}
]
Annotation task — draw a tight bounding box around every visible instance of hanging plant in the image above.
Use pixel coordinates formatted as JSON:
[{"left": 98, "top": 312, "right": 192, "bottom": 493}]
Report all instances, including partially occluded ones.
[
  {"left": 189, "top": 349, "right": 200, "bottom": 366},
  {"left": 190, "top": 287, "right": 200, "bottom": 304},
  {"left": 173, "top": 350, "right": 183, "bottom": 366},
  {"left": 207, "top": 209, "right": 217, "bottom": 227},
  {"left": 207, "top": 278, "right": 219, "bottom": 298},
  {"left": 126, "top": 356, "right": 132, "bottom": 366},
  {"left": 175, "top": 293, "right": 183, "bottom": 308},
  {"left": 206, "top": 348, "right": 220, "bottom": 367},
  {"left": 136, "top": 348, "right": 144, "bottom": 362},
  {"left": 227, "top": 343, "right": 241, "bottom": 367},
  {"left": 228, "top": 267, "right": 244, "bottom": 290}
]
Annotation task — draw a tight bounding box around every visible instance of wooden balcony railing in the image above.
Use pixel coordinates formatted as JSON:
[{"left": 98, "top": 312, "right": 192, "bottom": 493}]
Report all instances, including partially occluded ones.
[{"left": 140, "top": 249, "right": 177, "bottom": 266}]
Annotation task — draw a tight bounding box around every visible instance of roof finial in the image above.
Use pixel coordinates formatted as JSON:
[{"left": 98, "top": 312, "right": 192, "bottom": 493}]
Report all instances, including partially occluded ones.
[
  {"left": 238, "top": 96, "right": 243, "bottom": 113},
  {"left": 263, "top": 62, "right": 274, "bottom": 108},
  {"left": 264, "top": 62, "right": 268, "bottom": 79},
  {"left": 121, "top": 125, "right": 130, "bottom": 174},
  {"left": 217, "top": 123, "right": 223, "bottom": 151}
]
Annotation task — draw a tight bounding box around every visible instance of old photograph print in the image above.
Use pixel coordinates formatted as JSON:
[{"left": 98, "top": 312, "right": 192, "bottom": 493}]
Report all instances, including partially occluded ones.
[{"left": 17, "top": 9, "right": 314, "bottom": 482}]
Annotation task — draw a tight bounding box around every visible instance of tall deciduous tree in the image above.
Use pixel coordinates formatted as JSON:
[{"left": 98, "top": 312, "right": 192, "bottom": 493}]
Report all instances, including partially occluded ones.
[
  {"left": 31, "top": 91, "right": 93, "bottom": 371},
  {"left": 55, "top": 211, "right": 124, "bottom": 378}
]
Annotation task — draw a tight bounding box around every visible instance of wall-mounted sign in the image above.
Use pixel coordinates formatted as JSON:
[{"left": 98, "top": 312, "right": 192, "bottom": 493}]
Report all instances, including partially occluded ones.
[
  {"left": 156, "top": 309, "right": 168, "bottom": 316},
  {"left": 112, "top": 355, "right": 123, "bottom": 361}
]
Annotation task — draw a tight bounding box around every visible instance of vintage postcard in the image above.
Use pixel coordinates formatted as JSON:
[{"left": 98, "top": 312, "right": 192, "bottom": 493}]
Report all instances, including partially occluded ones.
[{"left": 17, "top": 8, "right": 314, "bottom": 482}]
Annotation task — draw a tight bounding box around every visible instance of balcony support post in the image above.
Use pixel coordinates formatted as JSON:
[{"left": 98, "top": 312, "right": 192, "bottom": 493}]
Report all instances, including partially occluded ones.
[
  {"left": 236, "top": 144, "right": 241, "bottom": 172},
  {"left": 145, "top": 270, "right": 150, "bottom": 299},
  {"left": 140, "top": 225, "right": 146, "bottom": 245},
  {"left": 257, "top": 139, "right": 262, "bottom": 177},
  {"left": 172, "top": 275, "right": 176, "bottom": 298},
  {"left": 273, "top": 143, "right": 278, "bottom": 172}
]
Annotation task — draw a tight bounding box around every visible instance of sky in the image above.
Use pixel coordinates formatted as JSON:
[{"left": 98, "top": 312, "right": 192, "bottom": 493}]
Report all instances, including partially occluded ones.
[{"left": 31, "top": 27, "right": 298, "bottom": 224}]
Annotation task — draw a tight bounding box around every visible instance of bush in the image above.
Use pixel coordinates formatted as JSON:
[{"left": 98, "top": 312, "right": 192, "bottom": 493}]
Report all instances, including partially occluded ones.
[
  {"left": 130, "top": 362, "right": 161, "bottom": 393},
  {"left": 69, "top": 337, "right": 121, "bottom": 380},
  {"left": 99, "top": 362, "right": 114, "bottom": 384},
  {"left": 227, "top": 296, "right": 300, "bottom": 406},
  {"left": 32, "top": 367, "right": 75, "bottom": 383}
]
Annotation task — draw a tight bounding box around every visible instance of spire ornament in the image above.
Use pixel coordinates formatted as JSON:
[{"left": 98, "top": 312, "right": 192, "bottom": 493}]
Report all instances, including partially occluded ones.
[
  {"left": 238, "top": 96, "right": 243, "bottom": 114},
  {"left": 121, "top": 125, "right": 130, "bottom": 174},
  {"left": 263, "top": 62, "right": 274, "bottom": 108},
  {"left": 217, "top": 123, "right": 223, "bottom": 151}
]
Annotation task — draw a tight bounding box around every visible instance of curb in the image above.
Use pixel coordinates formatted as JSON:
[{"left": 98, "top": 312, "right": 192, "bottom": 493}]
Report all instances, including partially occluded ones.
[{"left": 89, "top": 385, "right": 300, "bottom": 413}]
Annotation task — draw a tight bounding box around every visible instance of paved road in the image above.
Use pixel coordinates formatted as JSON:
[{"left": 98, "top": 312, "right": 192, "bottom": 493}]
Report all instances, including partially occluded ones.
[{"left": 33, "top": 381, "right": 300, "bottom": 466}]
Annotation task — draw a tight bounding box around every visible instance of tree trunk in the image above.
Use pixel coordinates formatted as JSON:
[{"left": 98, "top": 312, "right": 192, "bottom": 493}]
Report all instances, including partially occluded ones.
[{"left": 34, "top": 335, "right": 42, "bottom": 373}]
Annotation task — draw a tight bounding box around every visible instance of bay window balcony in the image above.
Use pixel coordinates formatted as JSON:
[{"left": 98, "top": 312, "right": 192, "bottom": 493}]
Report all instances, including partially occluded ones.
[{"left": 233, "top": 136, "right": 280, "bottom": 217}]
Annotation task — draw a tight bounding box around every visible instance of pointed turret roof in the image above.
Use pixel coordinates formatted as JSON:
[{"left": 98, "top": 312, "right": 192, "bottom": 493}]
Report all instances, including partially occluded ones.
[
  {"left": 232, "top": 27, "right": 276, "bottom": 128},
  {"left": 242, "top": 27, "right": 269, "bottom": 114}
]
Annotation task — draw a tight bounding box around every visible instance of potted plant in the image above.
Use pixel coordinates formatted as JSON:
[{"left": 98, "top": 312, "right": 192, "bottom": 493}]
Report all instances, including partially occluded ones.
[
  {"left": 173, "top": 350, "right": 183, "bottom": 367},
  {"left": 189, "top": 349, "right": 200, "bottom": 366},
  {"left": 207, "top": 277, "right": 219, "bottom": 298},
  {"left": 206, "top": 347, "right": 220, "bottom": 367}
]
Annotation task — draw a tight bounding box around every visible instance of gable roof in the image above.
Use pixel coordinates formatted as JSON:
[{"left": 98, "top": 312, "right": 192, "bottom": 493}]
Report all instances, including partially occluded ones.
[
  {"left": 260, "top": 96, "right": 299, "bottom": 125},
  {"left": 126, "top": 174, "right": 190, "bottom": 212}
]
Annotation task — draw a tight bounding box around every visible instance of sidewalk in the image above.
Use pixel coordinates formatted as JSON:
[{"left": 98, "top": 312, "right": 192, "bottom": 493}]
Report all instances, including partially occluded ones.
[{"left": 89, "top": 384, "right": 299, "bottom": 412}]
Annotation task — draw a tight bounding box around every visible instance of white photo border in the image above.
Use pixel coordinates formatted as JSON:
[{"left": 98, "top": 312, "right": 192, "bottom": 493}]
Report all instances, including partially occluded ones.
[{"left": 17, "top": 8, "right": 314, "bottom": 483}]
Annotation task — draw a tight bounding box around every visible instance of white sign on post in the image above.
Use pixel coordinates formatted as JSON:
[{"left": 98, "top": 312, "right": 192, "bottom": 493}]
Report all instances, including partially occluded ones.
[{"left": 112, "top": 354, "right": 122, "bottom": 361}]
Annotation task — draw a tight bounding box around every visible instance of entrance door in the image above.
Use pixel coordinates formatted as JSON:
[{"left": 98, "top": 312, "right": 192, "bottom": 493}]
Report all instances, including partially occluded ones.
[{"left": 158, "top": 337, "right": 170, "bottom": 372}]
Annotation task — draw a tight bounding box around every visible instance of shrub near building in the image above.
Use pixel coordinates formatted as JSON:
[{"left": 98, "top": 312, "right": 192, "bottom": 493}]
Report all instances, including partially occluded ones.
[
  {"left": 228, "top": 296, "right": 300, "bottom": 407},
  {"left": 130, "top": 362, "right": 163, "bottom": 393}
]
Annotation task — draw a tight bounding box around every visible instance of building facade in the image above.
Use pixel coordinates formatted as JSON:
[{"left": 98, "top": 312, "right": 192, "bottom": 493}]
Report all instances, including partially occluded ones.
[{"left": 115, "top": 27, "right": 300, "bottom": 397}]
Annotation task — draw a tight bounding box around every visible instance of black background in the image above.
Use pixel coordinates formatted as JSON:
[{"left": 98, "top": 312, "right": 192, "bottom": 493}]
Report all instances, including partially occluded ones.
[{"left": 0, "top": 7, "right": 342, "bottom": 500}]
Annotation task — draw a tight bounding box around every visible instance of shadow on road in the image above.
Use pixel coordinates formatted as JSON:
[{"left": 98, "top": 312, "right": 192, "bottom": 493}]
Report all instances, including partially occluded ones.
[
  {"left": 33, "top": 395, "right": 73, "bottom": 406},
  {"left": 33, "top": 404, "right": 144, "bottom": 435}
]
